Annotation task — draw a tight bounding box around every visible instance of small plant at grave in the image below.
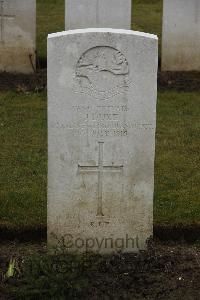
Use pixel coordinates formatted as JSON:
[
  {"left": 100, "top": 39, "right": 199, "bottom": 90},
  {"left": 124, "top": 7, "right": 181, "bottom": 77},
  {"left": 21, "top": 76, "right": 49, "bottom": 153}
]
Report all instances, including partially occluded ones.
[
  {"left": 9, "top": 253, "right": 89, "bottom": 300},
  {"left": 5, "top": 243, "right": 179, "bottom": 300}
]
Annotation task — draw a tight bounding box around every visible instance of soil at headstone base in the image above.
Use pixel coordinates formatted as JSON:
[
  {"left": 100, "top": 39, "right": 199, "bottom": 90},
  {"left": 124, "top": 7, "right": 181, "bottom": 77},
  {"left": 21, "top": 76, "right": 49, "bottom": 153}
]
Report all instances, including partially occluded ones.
[
  {"left": 0, "top": 240, "right": 199, "bottom": 299},
  {"left": 0, "top": 70, "right": 200, "bottom": 92},
  {"left": 158, "top": 71, "right": 200, "bottom": 92},
  {"left": 0, "top": 70, "right": 47, "bottom": 93}
]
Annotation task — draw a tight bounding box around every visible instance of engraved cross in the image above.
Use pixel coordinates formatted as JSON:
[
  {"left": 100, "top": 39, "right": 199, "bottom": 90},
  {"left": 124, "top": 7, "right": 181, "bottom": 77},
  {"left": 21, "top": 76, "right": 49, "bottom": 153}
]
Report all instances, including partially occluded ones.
[
  {"left": 78, "top": 142, "right": 123, "bottom": 216},
  {"left": 0, "top": 0, "right": 15, "bottom": 42}
]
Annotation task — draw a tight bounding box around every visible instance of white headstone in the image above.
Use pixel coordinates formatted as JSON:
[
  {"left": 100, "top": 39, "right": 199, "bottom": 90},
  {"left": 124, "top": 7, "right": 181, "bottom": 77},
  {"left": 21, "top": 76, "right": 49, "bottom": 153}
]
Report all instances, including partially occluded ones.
[
  {"left": 48, "top": 28, "right": 158, "bottom": 253},
  {"left": 162, "top": 0, "right": 200, "bottom": 71},
  {"left": 0, "top": 0, "right": 36, "bottom": 73},
  {"left": 65, "top": 0, "right": 132, "bottom": 30}
]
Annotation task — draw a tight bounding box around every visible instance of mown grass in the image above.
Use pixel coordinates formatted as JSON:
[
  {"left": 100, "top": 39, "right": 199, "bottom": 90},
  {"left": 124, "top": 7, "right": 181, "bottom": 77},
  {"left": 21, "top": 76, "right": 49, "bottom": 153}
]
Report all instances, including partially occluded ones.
[
  {"left": 37, "top": 0, "right": 65, "bottom": 61},
  {"left": 0, "top": 91, "right": 47, "bottom": 228},
  {"left": 0, "top": 91, "right": 199, "bottom": 229},
  {"left": 37, "top": 0, "right": 163, "bottom": 61},
  {"left": 155, "top": 92, "right": 200, "bottom": 226}
]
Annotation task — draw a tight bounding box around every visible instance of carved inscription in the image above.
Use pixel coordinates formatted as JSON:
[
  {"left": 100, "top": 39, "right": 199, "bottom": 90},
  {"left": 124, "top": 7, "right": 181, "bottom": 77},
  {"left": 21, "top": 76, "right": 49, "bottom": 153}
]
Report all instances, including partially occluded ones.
[
  {"left": 50, "top": 104, "right": 154, "bottom": 137},
  {"left": 71, "top": 104, "right": 129, "bottom": 137},
  {"left": 74, "top": 46, "right": 130, "bottom": 100},
  {"left": 78, "top": 141, "right": 123, "bottom": 216}
]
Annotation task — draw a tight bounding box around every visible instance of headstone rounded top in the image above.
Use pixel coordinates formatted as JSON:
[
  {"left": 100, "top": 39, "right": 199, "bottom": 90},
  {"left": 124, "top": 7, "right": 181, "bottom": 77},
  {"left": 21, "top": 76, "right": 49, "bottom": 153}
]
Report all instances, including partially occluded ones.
[{"left": 48, "top": 28, "right": 158, "bottom": 41}]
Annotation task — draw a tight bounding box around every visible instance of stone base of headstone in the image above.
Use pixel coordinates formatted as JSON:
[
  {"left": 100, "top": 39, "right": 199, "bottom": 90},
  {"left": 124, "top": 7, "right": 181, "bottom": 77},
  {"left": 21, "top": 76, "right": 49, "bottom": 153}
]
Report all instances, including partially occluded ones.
[{"left": 0, "top": 47, "right": 36, "bottom": 74}]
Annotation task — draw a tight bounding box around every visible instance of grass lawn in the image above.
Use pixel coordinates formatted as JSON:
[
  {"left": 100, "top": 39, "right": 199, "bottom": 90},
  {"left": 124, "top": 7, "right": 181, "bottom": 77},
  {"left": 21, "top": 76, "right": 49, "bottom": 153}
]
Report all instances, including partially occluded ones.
[
  {"left": 0, "top": 0, "right": 199, "bottom": 231},
  {"left": 0, "top": 91, "right": 199, "bottom": 230},
  {"left": 155, "top": 92, "right": 200, "bottom": 226},
  {"left": 37, "top": 0, "right": 65, "bottom": 61},
  {"left": 0, "top": 91, "right": 47, "bottom": 228}
]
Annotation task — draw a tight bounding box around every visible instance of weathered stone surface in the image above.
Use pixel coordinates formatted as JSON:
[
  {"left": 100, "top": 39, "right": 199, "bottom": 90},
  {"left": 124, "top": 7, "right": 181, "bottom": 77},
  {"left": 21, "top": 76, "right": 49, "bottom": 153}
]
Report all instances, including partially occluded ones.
[
  {"left": 162, "top": 0, "right": 200, "bottom": 71},
  {"left": 0, "top": 0, "right": 36, "bottom": 73},
  {"left": 48, "top": 28, "right": 158, "bottom": 253},
  {"left": 65, "top": 0, "right": 132, "bottom": 30}
]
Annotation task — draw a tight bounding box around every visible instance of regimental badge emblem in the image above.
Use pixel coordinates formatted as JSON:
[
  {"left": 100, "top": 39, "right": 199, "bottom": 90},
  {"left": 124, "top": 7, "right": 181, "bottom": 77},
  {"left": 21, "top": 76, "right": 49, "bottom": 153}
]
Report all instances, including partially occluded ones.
[{"left": 73, "top": 46, "right": 130, "bottom": 100}]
